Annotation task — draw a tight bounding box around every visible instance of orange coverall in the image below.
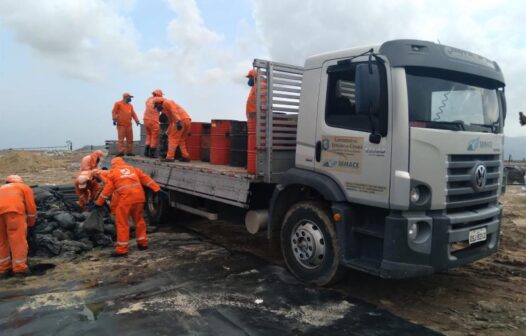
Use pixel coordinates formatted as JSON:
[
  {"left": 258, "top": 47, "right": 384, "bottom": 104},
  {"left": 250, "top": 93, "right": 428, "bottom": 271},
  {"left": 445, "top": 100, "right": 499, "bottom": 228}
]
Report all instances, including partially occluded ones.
[
  {"left": 80, "top": 150, "right": 104, "bottom": 171},
  {"left": 143, "top": 96, "right": 161, "bottom": 149},
  {"left": 95, "top": 158, "right": 160, "bottom": 255},
  {"left": 112, "top": 100, "right": 139, "bottom": 154},
  {"left": 163, "top": 100, "right": 191, "bottom": 160},
  {"left": 75, "top": 170, "right": 101, "bottom": 210},
  {"left": 246, "top": 69, "right": 267, "bottom": 173},
  {"left": 93, "top": 169, "right": 118, "bottom": 214},
  {"left": 0, "top": 182, "right": 37, "bottom": 274}
]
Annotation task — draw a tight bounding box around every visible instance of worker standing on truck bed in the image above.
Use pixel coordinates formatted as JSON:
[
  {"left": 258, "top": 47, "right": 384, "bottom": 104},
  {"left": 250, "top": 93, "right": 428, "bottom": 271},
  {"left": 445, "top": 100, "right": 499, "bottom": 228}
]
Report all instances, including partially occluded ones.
[
  {"left": 246, "top": 69, "right": 266, "bottom": 173},
  {"left": 94, "top": 157, "right": 160, "bottom": 257},
  {"left": 0, "top": 175, "right": 37, "bottom": 278},
  {"left": 143, "top": 89, "right": 164, "bottom": 158},
  {"left": 153, "top": 97, "right": 192, "bottom": 162},
  {"left": 112, "top": 92, "right": 140, "bottom": 157}
]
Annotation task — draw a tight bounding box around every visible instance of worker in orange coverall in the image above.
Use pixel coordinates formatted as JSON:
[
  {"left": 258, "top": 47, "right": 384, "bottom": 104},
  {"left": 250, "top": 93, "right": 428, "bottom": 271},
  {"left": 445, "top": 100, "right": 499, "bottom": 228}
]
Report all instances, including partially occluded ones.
[
  {"left": 74, "top": 170, "right": 100, "bottom": 211},
  {"left": 143, "top": 89, "right": 164, "bottom": 158},
  {"left": 94, "top": 158, "right": 160, "bottom": 257},
  {"left": 152, "top": 97, "right": 192, "bottom": 162},
  {"left": 80, "top": 150, "right": 105, "bottom": 171},
  {"left": 112, "top": 92, "right": 140, "bottom": 157},
  {"left": 0, "top": 175, "right": 37, "bottom": 278},
  {"left": 246, "top": 68, "right": 267, "bottom": 173}
]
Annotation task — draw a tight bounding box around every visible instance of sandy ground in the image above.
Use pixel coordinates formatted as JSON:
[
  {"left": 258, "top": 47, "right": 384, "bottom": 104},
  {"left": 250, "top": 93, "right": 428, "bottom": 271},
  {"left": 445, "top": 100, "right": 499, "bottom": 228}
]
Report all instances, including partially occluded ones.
[
  {"left": 1, "top": 151, "right": 525, "bottom": 335},
  {"left": 0, "top": 150, "right": 88, "bottom": 185}
]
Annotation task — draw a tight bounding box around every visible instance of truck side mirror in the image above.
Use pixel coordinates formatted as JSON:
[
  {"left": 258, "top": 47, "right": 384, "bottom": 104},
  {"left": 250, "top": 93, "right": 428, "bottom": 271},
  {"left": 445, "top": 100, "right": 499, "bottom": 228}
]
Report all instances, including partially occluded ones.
[{"left": 355, "top": 63, "right": 381, "bottom": 116}]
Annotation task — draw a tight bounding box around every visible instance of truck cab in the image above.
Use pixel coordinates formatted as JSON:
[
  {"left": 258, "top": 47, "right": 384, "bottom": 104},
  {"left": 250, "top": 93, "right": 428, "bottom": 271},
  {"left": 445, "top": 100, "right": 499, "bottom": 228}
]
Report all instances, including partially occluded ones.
[{"left": 270, "top": 39, "right": 506, "bottom": 284}]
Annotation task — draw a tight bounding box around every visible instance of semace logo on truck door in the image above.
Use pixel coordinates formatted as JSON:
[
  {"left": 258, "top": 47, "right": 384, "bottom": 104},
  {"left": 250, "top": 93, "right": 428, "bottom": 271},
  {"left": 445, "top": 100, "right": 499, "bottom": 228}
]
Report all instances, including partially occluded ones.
[{"left": 321, "top": 136, "right": 363, "bottom": 174}]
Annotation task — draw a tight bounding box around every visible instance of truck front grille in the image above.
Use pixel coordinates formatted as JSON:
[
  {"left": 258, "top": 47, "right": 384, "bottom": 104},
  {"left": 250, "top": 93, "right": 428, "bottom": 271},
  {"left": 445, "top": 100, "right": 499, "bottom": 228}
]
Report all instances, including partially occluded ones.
[{"left": 446, "top": 154, "right": 500, "bottom": 209}]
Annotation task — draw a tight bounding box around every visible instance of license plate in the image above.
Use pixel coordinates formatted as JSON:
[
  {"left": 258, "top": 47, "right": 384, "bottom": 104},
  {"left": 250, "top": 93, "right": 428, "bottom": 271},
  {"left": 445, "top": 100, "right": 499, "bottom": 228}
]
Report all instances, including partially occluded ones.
[{"left": 469, "top": 227, "right": 487, "bottom": 245}]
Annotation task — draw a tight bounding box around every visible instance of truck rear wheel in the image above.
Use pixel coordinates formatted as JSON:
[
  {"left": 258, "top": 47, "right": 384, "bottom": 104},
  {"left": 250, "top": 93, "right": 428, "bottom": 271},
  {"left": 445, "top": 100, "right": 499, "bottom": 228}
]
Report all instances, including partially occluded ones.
[
  {"left": 280, "top": 201, "right": 343, "bottom": 286},
  {"left": 145, "top": 189, "right": 170, "bottom": 225}
]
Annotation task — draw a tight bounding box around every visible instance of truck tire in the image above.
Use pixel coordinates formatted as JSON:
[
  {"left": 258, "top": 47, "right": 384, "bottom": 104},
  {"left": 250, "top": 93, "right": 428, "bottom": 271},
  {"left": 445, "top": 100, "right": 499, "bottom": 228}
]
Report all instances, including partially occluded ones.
[
  {"left": 144, "top": 189, "right": 170, "bottom": 225},
  {"left": 280, "top": 201, "right": 343, "bottom": 286}
]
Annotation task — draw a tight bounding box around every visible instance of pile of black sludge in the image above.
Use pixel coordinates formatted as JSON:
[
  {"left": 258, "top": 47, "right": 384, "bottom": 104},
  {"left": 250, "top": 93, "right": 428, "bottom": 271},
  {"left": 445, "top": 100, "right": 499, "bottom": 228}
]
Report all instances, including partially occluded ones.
[{"left": 28, "top": 185, "right": 116, "bottom": 259}]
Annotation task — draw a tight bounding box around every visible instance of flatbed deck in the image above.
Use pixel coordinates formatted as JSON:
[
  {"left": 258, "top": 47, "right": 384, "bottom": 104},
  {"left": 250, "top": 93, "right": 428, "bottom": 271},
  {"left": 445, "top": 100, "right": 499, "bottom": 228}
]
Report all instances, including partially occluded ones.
[{"left": 110, "top": 156, "right": 261, "bottom": 208}]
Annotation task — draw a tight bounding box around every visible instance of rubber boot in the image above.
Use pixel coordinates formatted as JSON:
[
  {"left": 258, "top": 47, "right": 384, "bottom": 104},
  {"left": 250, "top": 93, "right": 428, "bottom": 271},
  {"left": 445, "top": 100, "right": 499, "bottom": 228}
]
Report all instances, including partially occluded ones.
[
  {"left": 149, "top": 148, "right": 157, "bottom": 158},
  {"left": 144, "top": 145, "right": 150, "bottom": 157}
]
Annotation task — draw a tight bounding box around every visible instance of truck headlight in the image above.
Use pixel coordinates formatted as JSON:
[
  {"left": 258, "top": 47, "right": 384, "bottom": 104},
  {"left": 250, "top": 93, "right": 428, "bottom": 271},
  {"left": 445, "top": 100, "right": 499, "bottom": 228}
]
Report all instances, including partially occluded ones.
[
  {"left": 410, "top": 185, "right": 430, "bottom": 206},
  {"left": 410, "top": 187, "right": 420, "bottom": 203}
]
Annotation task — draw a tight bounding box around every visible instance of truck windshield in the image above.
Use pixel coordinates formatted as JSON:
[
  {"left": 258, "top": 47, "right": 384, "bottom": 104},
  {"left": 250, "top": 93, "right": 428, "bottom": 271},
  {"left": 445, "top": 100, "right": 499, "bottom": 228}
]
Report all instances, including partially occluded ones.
[{"left": 406, "top": 67, "right": 502, "bottom": 133}]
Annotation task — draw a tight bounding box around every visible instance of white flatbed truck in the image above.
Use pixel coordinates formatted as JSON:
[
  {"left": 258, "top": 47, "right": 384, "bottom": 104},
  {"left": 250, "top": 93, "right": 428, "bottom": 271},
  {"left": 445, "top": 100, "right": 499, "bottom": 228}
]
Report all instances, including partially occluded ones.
[{"left": 106, "top": 39, "right": 507, "bottom": 285}]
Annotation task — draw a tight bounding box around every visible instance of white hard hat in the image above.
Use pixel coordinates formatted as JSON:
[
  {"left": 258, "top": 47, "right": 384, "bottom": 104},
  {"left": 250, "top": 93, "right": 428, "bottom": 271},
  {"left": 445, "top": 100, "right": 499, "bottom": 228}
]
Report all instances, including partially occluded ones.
[{"left": 77, "top": 175, "right": 90, "bottom": 189}]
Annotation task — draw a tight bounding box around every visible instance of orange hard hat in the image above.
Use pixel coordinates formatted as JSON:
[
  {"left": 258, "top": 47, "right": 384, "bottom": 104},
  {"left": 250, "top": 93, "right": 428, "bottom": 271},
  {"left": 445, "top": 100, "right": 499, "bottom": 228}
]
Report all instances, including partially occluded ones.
[
  {"left": 6, "top": 175, "right": 22, "bottom": 183},
  {"left": 246, "top": 69, "right": 256, "bottom": 78},
  {"left": 122, "top": 92, "right": 134, "bottom": 99},
  {"left": 111, "top": 157, "right": 125, "bottom": 168},
  {"left": 152, "top": 89, "right": 164, "bottom": 97}
]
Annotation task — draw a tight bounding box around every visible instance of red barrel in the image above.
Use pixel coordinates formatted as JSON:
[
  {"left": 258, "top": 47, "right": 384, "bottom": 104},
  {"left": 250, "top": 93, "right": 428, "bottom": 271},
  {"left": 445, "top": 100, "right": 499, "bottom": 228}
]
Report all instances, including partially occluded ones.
[
  {"left": 247, "top": 118, "right": 257, "bottom": 174},
  {"left": 188, "top": 122, "right": 204, "bottom": 161},
  {"left": 210, "top": 120, "right": 232, "bottom": 165},
  {"left": 201, "top": 123, "right": 211, "bottom": 162}
]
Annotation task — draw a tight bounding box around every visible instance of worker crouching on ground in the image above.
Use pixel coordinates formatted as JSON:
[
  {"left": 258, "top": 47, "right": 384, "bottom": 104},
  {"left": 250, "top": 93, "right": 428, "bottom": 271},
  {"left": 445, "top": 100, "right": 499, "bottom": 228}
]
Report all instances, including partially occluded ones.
[
  {"left": 0, "top": 175, "right": 37, "bottom": 278},
  {"left": 153, "top": 97, "right": 192, "bottom": 162},
  {"left": 112, "top": 92, "right": 140, "bottom": 157},
  {"left": 94, "top": 158, "right": 160, "bottom": 257},
  {"left": 143, "top": 89, "right": 164, "bottom": 158},
  {"left": 74, "top": 170, "right": 100, "bottom": 211}
]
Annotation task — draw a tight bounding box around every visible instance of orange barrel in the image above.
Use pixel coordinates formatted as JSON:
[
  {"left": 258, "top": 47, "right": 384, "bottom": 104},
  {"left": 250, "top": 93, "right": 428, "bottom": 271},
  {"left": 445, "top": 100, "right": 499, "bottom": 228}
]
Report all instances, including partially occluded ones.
[
  {"left": 247, "top": 118, "right": 257, "bottom": 174},
  {"left": 188, "top": 122, "right": 204, "bottom": 161},
  {"left": 210, "top": 120, "right": 231, "bottom": 165},
  {"left": 230, "top": 121, "right": 247, "bottom": 167},
  {"left": 201, "top": 123, "right": 211, "bottom": 162}
]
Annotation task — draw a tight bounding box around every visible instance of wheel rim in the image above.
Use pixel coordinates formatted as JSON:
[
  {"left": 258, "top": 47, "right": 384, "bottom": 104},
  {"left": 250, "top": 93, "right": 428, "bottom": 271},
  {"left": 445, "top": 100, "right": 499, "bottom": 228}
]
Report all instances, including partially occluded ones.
[
  {"left": 147, "top": 191, "right": 158, "bottom": 215},
  {"left": 290, "top": 220, "right": 326, "bottom": 269}
]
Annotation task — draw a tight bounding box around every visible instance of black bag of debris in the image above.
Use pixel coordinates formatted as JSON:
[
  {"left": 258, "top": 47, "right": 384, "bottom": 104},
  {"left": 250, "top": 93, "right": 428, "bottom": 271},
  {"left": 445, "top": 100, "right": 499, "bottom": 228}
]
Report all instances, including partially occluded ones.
[
  {"left": 103, "top": 224, "right": 116, "bottom": 237},
  {"left": 34, "top": 234, "right": 62, "bottom": 256},
  {"left": 60, "top": 240, "right": 92, "bottom": 254},
  {"left": 33, "top": 221, "right": 58, "bottom": 235},
  {"left": 32, "top": 187, "right": 54, "bottom": 204},
  {"left": 53, "top": 212, "right": 76, "bottom": 230},
  {"left": 83, "top": 209, "right": 105, "bottom": 233},
  {"left": 91, "top": 233, "right": 113, "bottom": 247}
]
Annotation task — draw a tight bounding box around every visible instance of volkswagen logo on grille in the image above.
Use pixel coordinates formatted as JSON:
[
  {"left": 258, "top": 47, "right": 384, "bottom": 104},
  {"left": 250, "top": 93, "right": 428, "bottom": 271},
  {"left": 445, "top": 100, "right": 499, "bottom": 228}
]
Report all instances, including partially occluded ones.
[{"left": 471, "top": 163, "right": 487, "bottom": 192}]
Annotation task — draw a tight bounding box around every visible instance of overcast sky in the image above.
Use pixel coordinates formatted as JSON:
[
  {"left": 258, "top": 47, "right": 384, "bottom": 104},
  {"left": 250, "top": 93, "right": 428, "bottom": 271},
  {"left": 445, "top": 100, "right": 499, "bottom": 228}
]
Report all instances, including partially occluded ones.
[{"left": 1, "top": 0, "right": 525, "bottom": 149}]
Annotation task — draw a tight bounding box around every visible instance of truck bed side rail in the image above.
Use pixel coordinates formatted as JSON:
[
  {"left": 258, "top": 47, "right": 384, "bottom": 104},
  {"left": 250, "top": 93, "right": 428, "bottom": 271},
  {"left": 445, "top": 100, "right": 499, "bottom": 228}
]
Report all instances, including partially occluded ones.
[{"left": 253, "top": 59, "right": 304, "bottom": 183}]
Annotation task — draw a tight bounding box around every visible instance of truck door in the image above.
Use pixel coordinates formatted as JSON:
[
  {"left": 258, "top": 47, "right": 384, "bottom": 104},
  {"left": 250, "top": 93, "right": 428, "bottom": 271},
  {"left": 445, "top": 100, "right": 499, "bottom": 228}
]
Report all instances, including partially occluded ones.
[{"left": 314, "top": 59, "right": 392, "bottom": 208}]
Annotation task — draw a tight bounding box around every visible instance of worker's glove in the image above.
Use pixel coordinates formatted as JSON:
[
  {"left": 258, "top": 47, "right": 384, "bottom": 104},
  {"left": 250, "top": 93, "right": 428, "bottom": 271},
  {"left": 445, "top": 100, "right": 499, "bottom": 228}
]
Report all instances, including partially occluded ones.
[
  {"left": 113, "top": 120, "right": 118, "bottom": 126},
  {"left": 136, "top": 121, "right": 141, "bottom": 127},
  {"left": 176, "top": 120, "right": 183, "bottom": 131}
]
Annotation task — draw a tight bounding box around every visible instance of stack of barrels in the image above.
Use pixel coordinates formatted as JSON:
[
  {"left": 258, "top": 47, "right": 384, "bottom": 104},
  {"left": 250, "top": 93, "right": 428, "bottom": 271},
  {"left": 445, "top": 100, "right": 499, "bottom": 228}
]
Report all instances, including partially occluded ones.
[{"left": 186, "top": 119, "right": 253, "bottom": 172}]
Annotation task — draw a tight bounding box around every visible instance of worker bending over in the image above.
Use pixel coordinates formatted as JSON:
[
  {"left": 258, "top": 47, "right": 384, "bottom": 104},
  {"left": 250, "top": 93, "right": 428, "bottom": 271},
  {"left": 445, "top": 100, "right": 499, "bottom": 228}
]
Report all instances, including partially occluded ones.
[
  {"left": 95, "top": 158, "right": 160, "bottom": 257},
  {"left": 0, "top": 175, "right": 37, "bottom": 278},
  {"left": 112, "top": 92, "right": 140, "bottom": 157},
  {"left": 153, "top": 97, "right": 192, "bottom": 162},
  {"left": 80, "top": 150, "right": 105, "bottom": 171},
  {"left": 143, "top": 89, "right": 164, "bottom": 158},
  {"left": 74, "top": 170, "right": 100, "bottom": 211}
]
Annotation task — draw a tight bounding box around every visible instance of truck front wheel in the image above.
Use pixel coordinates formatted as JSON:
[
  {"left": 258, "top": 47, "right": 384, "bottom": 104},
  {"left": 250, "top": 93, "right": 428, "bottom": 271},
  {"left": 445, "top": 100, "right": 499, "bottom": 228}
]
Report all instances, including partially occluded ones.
[{"left": 280, "top": 201, "right": 343, "bottom": 286}]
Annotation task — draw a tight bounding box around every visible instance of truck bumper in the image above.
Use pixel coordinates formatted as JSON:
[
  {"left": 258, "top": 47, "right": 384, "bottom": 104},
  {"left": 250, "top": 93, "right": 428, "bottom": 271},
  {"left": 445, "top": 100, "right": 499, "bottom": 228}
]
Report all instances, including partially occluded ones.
[{"left": 334, "top": 203, "right": 502, "bottom": 279}]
